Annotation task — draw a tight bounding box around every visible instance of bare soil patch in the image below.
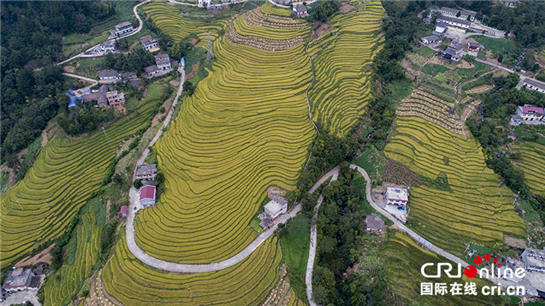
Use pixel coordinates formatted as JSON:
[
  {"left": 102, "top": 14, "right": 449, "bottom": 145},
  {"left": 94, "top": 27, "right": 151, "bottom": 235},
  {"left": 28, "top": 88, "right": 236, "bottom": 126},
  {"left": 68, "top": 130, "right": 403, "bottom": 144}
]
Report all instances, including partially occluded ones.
[
  {"left": 504, "top": 235, "right": 527, "bottom": 249},
  {"left": 169, "top": 79, "right": 180, "bottom": 87},
  {"left": 41, "top": 129, "right": 49, "bottom": 147},
  {"left": 152, "top": 98, "right": 172, "bottom": 127},
  {"left": 382, "top": 158, "right": 423, "bottom": 187},
  {"left": 116, "top": 136, "right": 136, "bottom": 157},
  {"left": 261, "top": 265, "right": 291, "bottom": 306},
  {"left": 466, "top": 85, "right": 493, "bottom": 94},
  {"left": 311, "top": 22, "right": 335, "bottom": 41},
  {"left": 266, "top": 185, "right": 286, "bottom": 199},
  {"left": 339, "top": 3, "right": 354, "bottom": 13},
  {"left": 185, "top": 61, "right": 200, "bottom": 80},
  {"left": 63, "top": 65, "right": 76, "bottom": 73},
  {"left": 15, "top": 244, "right": 55, "bottom": 268},
  {"left": 457, "top": 60, "right": 475, "bottom": 69}
]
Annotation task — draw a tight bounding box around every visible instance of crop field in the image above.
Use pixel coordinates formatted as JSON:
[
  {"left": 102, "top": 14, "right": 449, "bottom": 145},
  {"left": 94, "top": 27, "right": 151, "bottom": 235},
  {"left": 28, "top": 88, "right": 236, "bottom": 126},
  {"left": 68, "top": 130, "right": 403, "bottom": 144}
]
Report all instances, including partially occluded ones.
[
  {"left": 383, "top": 232, "right": 506, "bottom": 305},
  {"left": 0, "top": 85, "right": 163, "bottom": 269},
  {"left": 514, "top": 142, "right": 545, "bottom": 197},
  {"left": 385, "top": 115, "right": 525, "bottom": 255},
  {"left": 102, "top": 233, "right": 283, "bottom": 305},
  {"left": 260, "top": 1, "right": 291, "bottom": 17},
  {"left": 42, "top": 198, "right": 106, "bottom": 305},
  {"left": 307, "top": 1, "right": 384, "bottom": 135},
  {"left": 134, "top": 29, "right": 314, "bottom": 264},
  {"left": 142, "top": 2, "right": 224, "bottom": 43}
]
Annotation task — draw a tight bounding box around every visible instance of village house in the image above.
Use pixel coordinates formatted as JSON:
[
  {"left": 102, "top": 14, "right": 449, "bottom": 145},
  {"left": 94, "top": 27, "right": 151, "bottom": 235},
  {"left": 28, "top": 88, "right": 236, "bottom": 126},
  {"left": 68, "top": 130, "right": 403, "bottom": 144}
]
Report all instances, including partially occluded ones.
[
  {"left": 120, "top": 205, "right": 128, "bottom": 218},
  {"left": 98, "top": 39, "right": 116, "bottom": 53},
  {"left": 521, "top": 248, "right": 545, "bottom": 273},
  {"left": 434, "top": 21, "right": 448, "bottom": 35},
  {"left": 208, "top": 3, "right": 222, "bottom": 10},
  {"left": 420, "top": 35, "right": 441, "bottom": 45},
  {"left": 144, "top": 65, "right": 159, "bottom": 77},
  {"left": 500, "top": 0, "right": 520, "bottom": 7},
  {"left": 365, "top": 215, "right": 385, "bottom": 234},
  {"left": 1, "top": 268, "right": 40, "bottom": 293},
  {"left": 434, "top": 6, "right": 476, "bottom": 21},
  {"left": 386, "top": 187, "right": 409, "bottom": 207},
  {"left": 111, "top": 21, "right": 134, "bottom": 37},
  {"left": 139, "top": 185, "right": 157, "bottom": 208},
  {"left": 292, "top": 4, "right": 308, "bottom": 17},
  {"left": 442, "top": 41, "right": 464, "bottom": 62},
  {"left": 155, "top": 54, "right": 171, "bottom": 71},
  {"left": 259, "top": 195, "right": 288, "bottom": 229},
  {"left": 135, "top": 163, "right": 157, "bottom": 181},
  {"left": 523, "top": 79, "right": 545, "bottom": 94},
  {"left": 106, "top": 90, "right": 125, "bottom": 107},
  {"left": 98, "top": 70, "right": 121, "bottom": 82},
  {"left": 467, "top": 42, "right": 485, "bottom": 52},
  {"left": 198, "top": 0, "right": 212, "bottom": 6},
  {"left": 437, "top": 15, "right": 471, "bottom": 30},
  {"left": 515, "top": 104, "right": 544, "bottom": 121},
  {"left": 140, "top": 36, "right": 159, "bottom": 51},
  {"left": 121, "top": 71, "right": 138, "bottom": 81}
]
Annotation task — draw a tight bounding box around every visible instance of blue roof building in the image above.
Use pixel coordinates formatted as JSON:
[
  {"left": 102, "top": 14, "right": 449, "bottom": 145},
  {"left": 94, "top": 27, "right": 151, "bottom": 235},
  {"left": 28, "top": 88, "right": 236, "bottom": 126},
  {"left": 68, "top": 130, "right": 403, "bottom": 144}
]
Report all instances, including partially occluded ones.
[
  {"left": 180, "top": 57, "right": 185, "bottom": 67},
  {"left": 67, "top": 93, "right": 82, "bottom": 108}
]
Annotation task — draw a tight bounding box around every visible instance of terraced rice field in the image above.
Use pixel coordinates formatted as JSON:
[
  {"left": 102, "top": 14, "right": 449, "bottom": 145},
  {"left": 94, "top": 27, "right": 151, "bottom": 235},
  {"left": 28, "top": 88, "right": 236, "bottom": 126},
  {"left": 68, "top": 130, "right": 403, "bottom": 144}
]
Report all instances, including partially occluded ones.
[
  {"left": 142, "top": 2, "right": 223, "bottom": 43},
  {"left": 135, "top": 32, "right": 314, "bottom": 263},
  {"left": 42, "top": 198, "right": 106, "bottom": 305},
  {"left": 383, "top": 232, "right": 504, "bottom": 305},
  {"left": 514, "top": 142, "right": 545, "bottom": 197},
  {"left": 0, "top": 86, "right": 162, "bottom": 269},
  {"left": 385, "top": 115, "right": 526, "bottom": 255},
  {"left": 102, "top": 233, "right": 283, "bottom": 305},
  {"left": 307, "top": 1, "right": 384, "bottom": 135}
]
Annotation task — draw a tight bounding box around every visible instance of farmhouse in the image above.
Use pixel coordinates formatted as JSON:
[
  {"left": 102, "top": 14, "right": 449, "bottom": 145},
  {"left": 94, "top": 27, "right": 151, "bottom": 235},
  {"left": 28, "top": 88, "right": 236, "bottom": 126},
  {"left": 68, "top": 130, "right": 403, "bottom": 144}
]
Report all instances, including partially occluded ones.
[
  {"left": 120, "top": 205, "right": 128, "bottom": 218},
  {"left": 140, "top": 36, "right": 159, "bottom": 51},
  {"left": 523, "top": 79, "right": 545, "bottom": 94},
  {"left": 420, "top": 35, "right": 441, "bottom": 45},
  {"left": 467, "top": 42, "right": 485, "bottom": 51},
  {"left": 155, "top": 54, "right": 172, "bottom": 71},
  {"left": 139, "top": 185, "right": 157, "bottom": 208},
  {"left": 437, "top": 15, "right": 471, "bottom": 30},
  {"left": 106, "top": 90, "right": 125, "bottom": 107},
  {"left": 521, "top": 248, "right": 545, "bottom": 273},
  {"left": 434, "top": 22, "right": 448, "bottom": 34},
  {"left": 99, "top": 39, "right": 116, "bottom": 53},
  {"left": 135, "top": 163, "right": 157, "bottom": 180},
  {"left": 500, "top": 0, "right": 520, "bottom": 7},
  {"left": 365, "top": 215, "right": 385, "bottom": 234},
  {"left": 98, "top": 70, "right": 120, "bottom": 81},
  {"left": 292, "top": 5, "right": 308, "bottom": 17},
  {"left": 386, "top": 187, "right": 408, "bottom": 207},
  {"left": 515, "top": 104, "right": 544, "bottom": 121},
  {"left": 1, "top": 268, "right": 40, "bottom": 293},
  {"left": 111, "top": 21, "right": 134, "bottom": 37},
  {"left": 121, "top": 71, "right": 137, "bottom": 80},
  {"left": 198, "top": 0, "right": 212, "bottom": 6},
  {"left": 435, "top": 6, "right": 476, "bottom": 21},
  {"left": 144, "top": 65, "right": 159, "bottom": 77},
  {"left": 264, "top": 195, "right": 288, "bottom": 220}
]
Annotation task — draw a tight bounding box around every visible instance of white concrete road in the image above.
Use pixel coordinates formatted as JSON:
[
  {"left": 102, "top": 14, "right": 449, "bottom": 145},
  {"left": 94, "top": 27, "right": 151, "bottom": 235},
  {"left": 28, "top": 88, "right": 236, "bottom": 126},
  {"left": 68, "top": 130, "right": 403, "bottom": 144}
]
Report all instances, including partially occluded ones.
[
  {"left": 62, "top": 73, "right": 99, "bottom": 87},
  {"left": 0, "top": 289, "right": 41, "bottom": 306},
  {"left": 124, "top": 67, "right": 307, "bottom": 273},
  {"left": 305, "top": 166, "right": 339, "bottom": 306}
]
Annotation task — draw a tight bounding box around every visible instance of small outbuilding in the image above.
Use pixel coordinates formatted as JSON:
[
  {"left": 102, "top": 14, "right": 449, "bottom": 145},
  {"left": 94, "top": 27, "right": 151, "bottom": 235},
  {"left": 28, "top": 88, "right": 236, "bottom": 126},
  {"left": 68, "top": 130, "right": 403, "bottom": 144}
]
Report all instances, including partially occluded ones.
[
  {"left": 365, "top": 215, "right": 385, "bottom": 233},
  {"left": 135, "top": 163, "right": 157, "bottom": 181},
  {"left": 120, "top": 205, "right": 128, "bottom": 218}
]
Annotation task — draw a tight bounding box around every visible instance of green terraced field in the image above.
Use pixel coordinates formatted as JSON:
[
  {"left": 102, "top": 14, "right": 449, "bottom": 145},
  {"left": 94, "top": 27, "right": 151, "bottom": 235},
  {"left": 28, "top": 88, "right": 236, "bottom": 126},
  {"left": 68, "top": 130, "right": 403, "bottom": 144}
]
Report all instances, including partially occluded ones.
[
  {"left": 385, "top": 116, "right": 525, "bottom": 255},
  {"left": 383, "top": 232, "right": 506, "bottom": 305},
  {"left": 0, "top": 85, "right": 163, "bottom": 269},
  {"left": 260, "top": 1, "right": 291, "bottom": 17},
  {"left": 135, "top": 34, "right": 315, "bottom": 263},
  {"left": 42, "top": 198, "right": 106, "bottom": 305},
  {"left": 142, "top": 2, "right": 223, "bottom": 44},
  {"left": 514, "top": 142, "right": 545, "bottom": 197},
  {"left": 102, "top": 233, "right": 283, "bottom": 305},
  {"left": 307, "top": 1, "right": 384, "bottom": 136}
]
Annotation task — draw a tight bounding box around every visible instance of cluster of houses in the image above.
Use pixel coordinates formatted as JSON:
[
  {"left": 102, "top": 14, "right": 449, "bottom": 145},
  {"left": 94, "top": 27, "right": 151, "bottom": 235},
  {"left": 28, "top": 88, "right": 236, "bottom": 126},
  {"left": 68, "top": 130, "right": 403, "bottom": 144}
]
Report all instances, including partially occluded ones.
[
  {"left": 510, "top": 104, "right": 545, "bottom": 126},
  {"left": 68, "top": 83, "right": 125, "bottom": 108},
  {"left": 426, "top": 6, "right": 504, "bottom": 38},
  {"left": 91, "top": 39, "right": 117, "bottom": 55},
  {"left": 258, "top": 195, "right": 288, "bottom": 229},
  {"left": 419, "top": 34, "right": 485, "bottom": 63}
]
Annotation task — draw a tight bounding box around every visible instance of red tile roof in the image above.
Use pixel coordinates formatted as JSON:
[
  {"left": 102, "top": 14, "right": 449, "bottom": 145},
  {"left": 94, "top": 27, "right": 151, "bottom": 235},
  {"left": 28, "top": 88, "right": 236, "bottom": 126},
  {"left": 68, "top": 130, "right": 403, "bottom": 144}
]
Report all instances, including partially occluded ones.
[
  {"left": 140, "top": 185, "right": 156, "bottom": 200},
  {"left": 120, "top": 205, "right": 128, "bottom": 214},
  {"left": 522, "top": 106, "right": 544, "bottom": 115}
]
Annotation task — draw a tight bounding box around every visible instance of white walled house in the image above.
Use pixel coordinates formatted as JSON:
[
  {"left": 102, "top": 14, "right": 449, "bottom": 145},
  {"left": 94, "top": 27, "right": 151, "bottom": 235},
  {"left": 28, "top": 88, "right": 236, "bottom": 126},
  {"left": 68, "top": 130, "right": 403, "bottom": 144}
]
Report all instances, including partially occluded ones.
[
  {"left": 264, "top": 195, "right": 288, "bottom": 220},
  {"left": 139, "top": 185, "right": 157, "bottom": 208},
  {"left": 515, "top": 105, "right": 544, "bottom": 121},
  {"left": 386, "top": 187, "right": 409, "bottom": 206},
  {"left": 523, "top": 79, "right": 545, "bottom": 94}
]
